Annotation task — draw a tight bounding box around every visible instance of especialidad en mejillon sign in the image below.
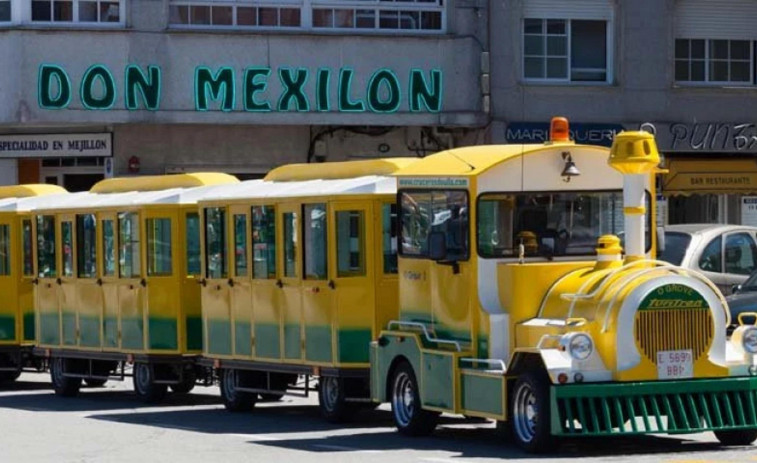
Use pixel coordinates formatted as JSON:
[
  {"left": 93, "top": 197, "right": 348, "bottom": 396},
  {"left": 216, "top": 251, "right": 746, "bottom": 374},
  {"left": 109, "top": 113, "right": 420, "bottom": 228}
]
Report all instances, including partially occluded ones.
[{"left": 37, "top": 64, "right": 443, "bottom": 113}]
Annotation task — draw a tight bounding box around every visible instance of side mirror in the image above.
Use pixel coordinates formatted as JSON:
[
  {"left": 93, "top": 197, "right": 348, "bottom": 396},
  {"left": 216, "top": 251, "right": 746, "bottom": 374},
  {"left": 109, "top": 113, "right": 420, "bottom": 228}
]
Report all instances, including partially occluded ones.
[
  {"left": 656, "top": 226, "right": 666, "bottom": 253},
  {"left": 732, "top": 284, "right": 742, "bottom": 294},
  {"left": 428, "top": 231, "right": 447, "bottom": 261}
]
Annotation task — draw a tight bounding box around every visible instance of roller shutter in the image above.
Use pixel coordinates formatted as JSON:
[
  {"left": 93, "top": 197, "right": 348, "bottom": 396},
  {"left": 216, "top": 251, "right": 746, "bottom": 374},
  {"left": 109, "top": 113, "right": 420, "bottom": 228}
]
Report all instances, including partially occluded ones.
[
  {"left": 676, "top": 0, "right": 757, "bottom": 40},
  {"left": 522, "top": 0, "right": 613, "bottom": 20}
]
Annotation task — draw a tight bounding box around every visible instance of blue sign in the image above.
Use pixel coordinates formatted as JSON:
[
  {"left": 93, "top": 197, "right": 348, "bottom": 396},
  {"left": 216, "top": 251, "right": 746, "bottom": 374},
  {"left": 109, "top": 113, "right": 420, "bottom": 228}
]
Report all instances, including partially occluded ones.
[{"left": 505, "top": 122, "right": 626, "bottom": 147}]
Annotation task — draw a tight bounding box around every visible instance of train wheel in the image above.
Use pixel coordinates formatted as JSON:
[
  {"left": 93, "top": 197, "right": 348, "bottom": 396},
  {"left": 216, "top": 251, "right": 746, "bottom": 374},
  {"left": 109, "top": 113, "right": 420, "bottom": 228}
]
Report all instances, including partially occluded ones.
[
  {"left": 219, "top": 369, "right": 255, "bottom": 412},
  {"left": 170, "top": 367, "right": 196, "bottom": 394},
  {"left": 390, "top": 362, "right": 438, "bottom": 436},
  {"left": 50, "top": 358, "right": 81, "bottom": 397},
  {"left": 133, "top": 363, "right": 167, "bottom": 403},
  {"left": 318, "top": 376, "right": 348, "bottom": 422},
  {"left": 84, "top": 378, "right": 107, "bottom": 387},
  {"left": 714, "top": 429, "right": 757, "bottom": 446},
  {"left": 510, "top": 371, "right": 556, "bottom": 453}
]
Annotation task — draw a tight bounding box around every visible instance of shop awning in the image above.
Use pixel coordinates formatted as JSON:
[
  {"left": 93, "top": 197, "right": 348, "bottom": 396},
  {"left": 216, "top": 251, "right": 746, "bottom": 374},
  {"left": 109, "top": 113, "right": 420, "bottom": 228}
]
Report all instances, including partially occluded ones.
[{"left": 663, "top": 158, "right": 757, "bottom": 195}]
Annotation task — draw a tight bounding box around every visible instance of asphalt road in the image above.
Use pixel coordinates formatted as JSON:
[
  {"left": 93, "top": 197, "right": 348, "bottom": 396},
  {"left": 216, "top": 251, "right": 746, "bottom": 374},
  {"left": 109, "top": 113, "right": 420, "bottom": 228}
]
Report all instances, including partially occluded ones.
[{"left": 1, "top": 373, "right": 756, "bottom": 463}]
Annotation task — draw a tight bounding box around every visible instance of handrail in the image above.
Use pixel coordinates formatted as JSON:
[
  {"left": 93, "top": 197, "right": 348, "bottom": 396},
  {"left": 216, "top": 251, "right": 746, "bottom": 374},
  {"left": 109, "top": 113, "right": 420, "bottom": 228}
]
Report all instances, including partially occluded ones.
[
  {"left": 536, "top": 334, "right": 563, "bottom": 349},
  {"left": 387, "top": 320, "right": 462, "bottom": 352},
  {"left": 535, "top": 266, "right": 593, "bottom": 318},
  {"left": 459, "top": 358, "right": 507, "bottom": 373}
]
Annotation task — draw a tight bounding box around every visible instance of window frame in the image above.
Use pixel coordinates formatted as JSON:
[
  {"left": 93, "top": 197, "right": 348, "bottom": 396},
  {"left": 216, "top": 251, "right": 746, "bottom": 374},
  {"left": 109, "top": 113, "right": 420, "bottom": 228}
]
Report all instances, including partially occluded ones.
[
  {"left": 522, "top": 17, "right": 613, "bottom": 85},
  {"left": 118, "top": 211, "right": 142, "bottom": 279},
  {"left": 397, "top": 188, "right": 471, "bottom": 262},
  {"left": 36, "top": 215, "right": 57, "bottom": 278},
  {"left": 723, "top": 231, "right": 757, "bottom": 276},
  {"left": 335, "top": 209, "right": 366, "bottom": 278},
  {"left": 252, "top": 205, "right": 277, "bottom": 280},
  {"left": 674, "top": 38, "right": 754, "bottom": 86},
  {"left": 146, "top": 217, "right": 173, "bottom": 277},
  {"left": 76, "top": 214, "right": 97, "bottom": 279},
  {"left": 204, "top": 207, "right": 228, "bottom": 280},
  {"left": 475, "top": 189, "right": 653, "bottom": 260},
  {"left": 302, "top": 202, "right": 328, "bottom": 280},
  {"left": 28, "top": 0, "right": 126, "bottom": 26}
]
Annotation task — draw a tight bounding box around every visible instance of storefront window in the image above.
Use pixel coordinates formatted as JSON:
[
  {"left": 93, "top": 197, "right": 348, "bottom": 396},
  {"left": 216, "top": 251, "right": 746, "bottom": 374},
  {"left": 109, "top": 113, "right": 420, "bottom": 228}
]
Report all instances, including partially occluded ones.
[
  {"left": 400, "top": 190, "right": 469, "bottom": 260},
  {"left": 252, "top": 205, "right": 276, "bottom": 279}
]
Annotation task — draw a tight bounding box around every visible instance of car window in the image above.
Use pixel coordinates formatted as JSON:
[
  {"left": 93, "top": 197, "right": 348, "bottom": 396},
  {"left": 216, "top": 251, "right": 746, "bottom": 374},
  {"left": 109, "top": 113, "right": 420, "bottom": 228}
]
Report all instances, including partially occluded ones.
[
  {"left": 698, "top": 236, "right": 722, "bottom": 273},
  {"left": 659, "top": 232, "right": 691, "bottom": 265},
  {"left": 725, "top": 232, "right": 757, "bottom": 275}
]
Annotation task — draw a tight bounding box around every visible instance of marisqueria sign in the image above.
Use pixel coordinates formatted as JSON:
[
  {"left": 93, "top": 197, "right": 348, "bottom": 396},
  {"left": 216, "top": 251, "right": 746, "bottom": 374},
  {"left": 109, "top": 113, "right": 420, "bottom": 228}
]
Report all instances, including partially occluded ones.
[{"left": 37, "top": 64, "right": 443, "bottom": 114}]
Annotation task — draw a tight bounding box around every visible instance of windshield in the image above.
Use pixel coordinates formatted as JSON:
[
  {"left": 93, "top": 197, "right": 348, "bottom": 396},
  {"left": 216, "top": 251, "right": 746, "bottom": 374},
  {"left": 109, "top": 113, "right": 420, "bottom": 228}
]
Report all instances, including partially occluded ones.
[
  {"left": 400, "top": 189, "right": 469, "bottom": 260},
  {"left": 658, "top": 232, "right": 692, "bottom": 266},
  {"left": 477, "top": 190, "right": 650, "bottom": 258}
]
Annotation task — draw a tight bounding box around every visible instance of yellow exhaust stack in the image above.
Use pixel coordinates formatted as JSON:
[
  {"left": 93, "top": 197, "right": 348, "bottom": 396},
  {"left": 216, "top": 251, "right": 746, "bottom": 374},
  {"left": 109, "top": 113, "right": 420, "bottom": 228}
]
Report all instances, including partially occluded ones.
[{"left": 608, "top": 131, "right": 660, "bottom": 261}]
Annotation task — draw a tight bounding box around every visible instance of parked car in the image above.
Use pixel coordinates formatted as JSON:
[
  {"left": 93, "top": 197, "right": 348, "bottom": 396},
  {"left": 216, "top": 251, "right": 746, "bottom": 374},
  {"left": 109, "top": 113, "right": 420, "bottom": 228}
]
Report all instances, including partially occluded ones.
[
  {"left": 658, "top": 224, "right": 757, "bottom": 295},
  {"left": 726, "top": 270, "right": 757, "bottom": 334}
]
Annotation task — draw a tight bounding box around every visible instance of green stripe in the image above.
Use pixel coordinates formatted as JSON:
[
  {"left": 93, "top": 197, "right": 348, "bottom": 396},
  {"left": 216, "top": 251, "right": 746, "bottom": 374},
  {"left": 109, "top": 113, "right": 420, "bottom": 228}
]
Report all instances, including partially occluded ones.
[
  {"left": 39, "top": 312, "right": 60, "bottom": 345},
  {"left": 0, "top": 315, "right": 14, "bottom": 341},
  {"left": 461, "top": 373, "right": 504, "bottom": 415},
  {"left": 121, "top": 317, "right": 144, "bottom": 350},
  {"left": 284, "top": 323, "right": 300, "bottom": 359},
  {"left": 79, "top": 315, "right": 101, "bottom": 347},
  {"left": 103, "top": 315, "right": 118, "bottom": 348},
  {"left": 207, "top": 319, "right": 231, "bottom": 355},
  {"left": 23, "top": 312, "right": 34, "bottom": 342},
  {"left": 235, "top": 321, "right": 252, "bottom": 356},
  {"left": 305, "top": 325, "right": 332, "bottom": 363},
  {"left": 337, "top": 328, "right": 371, "bottom": 363},
  {"left": 186, "top": 316, "right": 202, "bottom": 351},
  {"left": 255, "top": 323, "right": 280, "bottom": 359},
  {"left": 62, "top": 312, "right": 76, "bottom": 346},
  {"left": 148, "top": 317, "right": 178, "bottom": 350}
]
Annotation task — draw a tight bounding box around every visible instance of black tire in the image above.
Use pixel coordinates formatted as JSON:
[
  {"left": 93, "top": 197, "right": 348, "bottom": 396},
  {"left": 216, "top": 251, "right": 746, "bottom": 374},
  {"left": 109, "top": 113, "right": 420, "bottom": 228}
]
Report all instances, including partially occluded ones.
[
  {"left": 170, "top": 368, "right": 196, "bottom": 394},
  {"left": 50, "top": 357, "right": 81, "bottom": 397},
  {"left": 0, "top": 370, "right": 21, "bottom": 384},
  {"left": 85, "top": 378, "right": 107, "bottom": 387},
  {"left": 219, "top": 369, "right": 256, "bottom": 412},
  {"left": 390, "top": 362, "right": 439, "bottom": 436},
  {"left": 509, "top": 371, "right": 557, "bottom": 453},
  {"left": 318, "top": 376, "right": 349, "bottom": 422},
  {"left": 714, "top": 429, "right": 757, "bottom": 446},
  {"left": 259, "top": 393, "right": 284, "bottom": 402},
  {"left": 133, "top": 363, "right": 167, "bottom": 404}
]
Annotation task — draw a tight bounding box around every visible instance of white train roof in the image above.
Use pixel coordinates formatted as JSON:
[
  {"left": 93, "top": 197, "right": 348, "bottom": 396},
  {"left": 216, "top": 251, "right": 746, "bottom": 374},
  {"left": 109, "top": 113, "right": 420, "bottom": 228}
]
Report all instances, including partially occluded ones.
[{"left": 200, "top": 176, "right": 396, "bottom": 202}]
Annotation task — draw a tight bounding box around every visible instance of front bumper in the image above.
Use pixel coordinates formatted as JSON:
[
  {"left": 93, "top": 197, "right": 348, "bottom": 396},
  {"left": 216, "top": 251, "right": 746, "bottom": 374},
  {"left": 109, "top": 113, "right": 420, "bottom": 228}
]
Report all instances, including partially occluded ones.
[{"left": 552, "top": 376, "right": 757, "bottom": 436}]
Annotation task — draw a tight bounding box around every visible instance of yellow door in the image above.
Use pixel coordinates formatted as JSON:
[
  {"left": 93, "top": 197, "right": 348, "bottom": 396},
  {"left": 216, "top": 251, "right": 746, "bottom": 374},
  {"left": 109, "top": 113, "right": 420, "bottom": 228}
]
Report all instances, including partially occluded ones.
[
  {"left": 59, "top": 216, "right": 77, "bottom": 347},
  {"left": 117, "top": 211, "right": 146, "bottom": 352},
  {"left": 0, "top": 218, "right": 17, "bottom": 344},
  {"left": 374, "top": 201, "right": 400, "bottom": 337},
  {"left": 202, "top": 206, "right": 232, "bottom": 356},
  {"left": 230, "top": 206, "right": 252, "bottom": 358},
  {"left": 144, "top": 210, "right": 179, "bottom": 353},
  {"left": 279, "top": 203, "right": 302, "bottom": 361},
  {"left": 100, "top": 214, "right": 119, "bottom": 350},
  {"left": 301, "top": 202, "right": 332, "bottom": 364},
  {"left": 35, "top": 214, "right": 60, "bottom": 347},
  {"left": 74, "top": 213, "right": 103, "bottom": 349},
  {"left": 332, "top": 201, "right": 374, "bottom": 366},
  {"left": 251, "top": 204, "right": 280, "bottom": 360}
]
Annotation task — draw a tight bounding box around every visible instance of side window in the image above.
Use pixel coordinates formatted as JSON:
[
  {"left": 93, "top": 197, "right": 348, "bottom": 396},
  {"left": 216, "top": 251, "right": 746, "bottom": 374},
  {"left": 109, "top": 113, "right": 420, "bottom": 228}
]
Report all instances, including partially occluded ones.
[
  {"left": 252, "top": 205, "right": 276, "bottom": 279},
  {"left": 205, "top": 207, "right": 227, "bottom": 279},
  {"left": 76, "top": 214, "right": 97, "bottom": 278},
  {"left": 303, "top": 204, "right": 327, "bottom": 280},
  {"left": 37, "top": 215, "right": 56, "bottom": 278},
  {"left": 725, "top": 232, "right": 757, "bottom": 275},
  {"left": 22, "top": 219, "right": 33, "bottom": 277},
  {"left": 698, "top": 236, "right": 722, "bottom": 273},
  {"left": 382, "top": 203, "right": 398, "bottom": 274},
  {"left": 233, "top": 214, "right": 248, "bottom": 277},
  {"left": 102, "top": 219, "right": 116, "bottom": 277},
  {"left": 185, "top": 212, "right": 200, "bottom": 276},
  {"left": 118, "top": 212, "right": 141, "bottom": 278},
  {"left": 283, "top": 211, "right": 297, "bottom": 278},
  {"left": 61, "top": 221, "right": 74, "bottom": 277},
  {"left": 337, "top": 210, "right": 365, "bottom": 277},
  {"left": 147, "top": 218, "right": 172, "bottom": 276},
  {"left": 0, "top": 224, "right": 9, "bottom": 276}
]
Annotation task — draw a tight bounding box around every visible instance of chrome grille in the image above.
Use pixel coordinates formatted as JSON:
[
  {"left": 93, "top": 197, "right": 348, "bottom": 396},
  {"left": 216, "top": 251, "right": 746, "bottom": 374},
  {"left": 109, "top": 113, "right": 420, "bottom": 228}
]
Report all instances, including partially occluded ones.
[{"left": 634, "top": 309, "right": 714, "bottom": 362}]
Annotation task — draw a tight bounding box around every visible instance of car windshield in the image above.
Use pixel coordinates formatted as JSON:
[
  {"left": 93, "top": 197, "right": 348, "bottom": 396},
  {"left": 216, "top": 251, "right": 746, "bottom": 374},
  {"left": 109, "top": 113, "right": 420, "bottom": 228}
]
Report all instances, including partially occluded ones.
[
  {"left": 658, "top": 232, "right": 691, "bottom": 265},
  {"left": 741, "top": 272, "right": 757, "bottom": 292}
]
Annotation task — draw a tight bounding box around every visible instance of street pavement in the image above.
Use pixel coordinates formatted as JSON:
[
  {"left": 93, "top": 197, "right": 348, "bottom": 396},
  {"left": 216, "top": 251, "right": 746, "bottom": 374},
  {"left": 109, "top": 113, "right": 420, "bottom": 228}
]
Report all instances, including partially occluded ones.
[{"left": 1, "top": 373, "right": 756, "bottom": 463}]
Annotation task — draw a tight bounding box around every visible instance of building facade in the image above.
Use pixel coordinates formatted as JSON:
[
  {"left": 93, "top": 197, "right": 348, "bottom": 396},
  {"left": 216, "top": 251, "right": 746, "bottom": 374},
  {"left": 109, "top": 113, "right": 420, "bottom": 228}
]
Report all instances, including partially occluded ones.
[
  {"left": 490, "top": 0, "right": 757, "bottom": 227},
  {"left": 0, "top": 0, "right": 488, "bottom": 190}
]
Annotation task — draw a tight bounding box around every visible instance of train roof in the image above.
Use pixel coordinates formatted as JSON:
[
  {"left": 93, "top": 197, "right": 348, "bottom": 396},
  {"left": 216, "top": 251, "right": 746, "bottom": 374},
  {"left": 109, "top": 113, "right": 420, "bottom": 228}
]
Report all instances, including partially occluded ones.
[
  {"left": 264, "top": 158, "right": 419, "bottom": 182},
  {"left": 393, "top": 143, "right": 609, "bottom": 177},
  {"left": 201, "top": 175, "right": 397, "bottom": 202},
  {"left": 90, "top": 172, "right": 238, "bottom": 193},
  {"left": 0, "top": 184, "right": 69, "bottom": 212}
]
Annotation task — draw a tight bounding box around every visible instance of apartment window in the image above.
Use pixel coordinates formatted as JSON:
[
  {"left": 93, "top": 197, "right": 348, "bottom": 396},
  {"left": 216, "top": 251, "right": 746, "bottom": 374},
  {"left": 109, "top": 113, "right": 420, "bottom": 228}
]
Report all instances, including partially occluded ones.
[
  {"left": 0, "top": 1, "right": 10, "bottom": 22},
  {"left": 170, "top": 2, "right": 301, "bottom": 27},
  {"left": 675, "top": 39, "right": 752, "bottom": 84},
  {"left": 523, "top": 18, "right": 608, "bottom": 82},
  {"left": 313, "top": 2, "right": 442, "bottom": 31},
  {"left": 31, "top": 0, "right": 122, "bottom": 22}
]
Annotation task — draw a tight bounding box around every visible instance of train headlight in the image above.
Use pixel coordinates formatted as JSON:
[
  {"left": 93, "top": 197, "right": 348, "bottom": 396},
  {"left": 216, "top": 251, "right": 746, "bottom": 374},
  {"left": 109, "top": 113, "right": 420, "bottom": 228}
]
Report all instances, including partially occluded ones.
[
  {"left": 743, "top": 327, "right": 757, "bottom": 354},
  {"left": 561, "top": 332, "right": 594, "bottom": 361}
]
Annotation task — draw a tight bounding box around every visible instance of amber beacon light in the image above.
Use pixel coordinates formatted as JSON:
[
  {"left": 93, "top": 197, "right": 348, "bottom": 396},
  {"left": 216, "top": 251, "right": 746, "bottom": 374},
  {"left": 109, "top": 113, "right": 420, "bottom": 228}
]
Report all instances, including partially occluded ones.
[{"left": 550, "top": 116, "right": 571, "bottom": 142}]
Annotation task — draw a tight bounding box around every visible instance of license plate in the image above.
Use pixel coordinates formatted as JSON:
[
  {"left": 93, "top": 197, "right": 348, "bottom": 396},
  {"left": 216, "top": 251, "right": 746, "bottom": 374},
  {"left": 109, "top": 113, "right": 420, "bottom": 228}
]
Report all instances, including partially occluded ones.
[{"left": 657, "top": 349, "right": 693, "bottom": 379}]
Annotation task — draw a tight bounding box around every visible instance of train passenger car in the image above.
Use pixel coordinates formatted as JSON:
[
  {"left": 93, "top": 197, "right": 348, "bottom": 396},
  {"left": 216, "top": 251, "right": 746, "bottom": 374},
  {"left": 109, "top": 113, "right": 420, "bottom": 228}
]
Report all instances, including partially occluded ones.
[
  {"left": 197, "top": 159, "right": 415, "bottom": 419},
  {"left": 0, "top": 184, "right": 68, "bottom": 381},
  {"left": 32, "top": 173, "right": 238, "bottom": 401},
  {"left": 371, "top": 119, "right": 757, "bottom": 452}
]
